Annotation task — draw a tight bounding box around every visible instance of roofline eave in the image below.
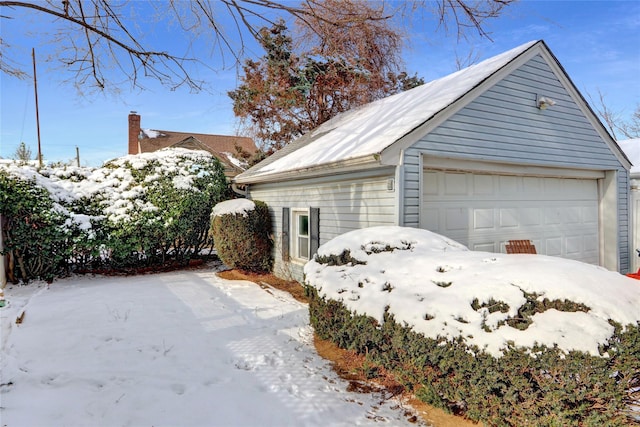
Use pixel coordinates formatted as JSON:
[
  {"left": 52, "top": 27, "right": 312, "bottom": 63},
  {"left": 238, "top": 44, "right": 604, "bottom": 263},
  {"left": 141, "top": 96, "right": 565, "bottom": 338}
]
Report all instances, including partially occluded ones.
[{"left": 234, "top": 154, "right": 382, "bottom": 185}]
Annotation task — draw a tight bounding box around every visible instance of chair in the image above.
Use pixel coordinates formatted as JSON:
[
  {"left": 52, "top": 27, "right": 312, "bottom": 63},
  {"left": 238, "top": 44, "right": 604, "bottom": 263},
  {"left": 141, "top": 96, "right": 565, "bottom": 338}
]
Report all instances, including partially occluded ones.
[{"left": 505, "top": 240, "right": 537, "bottom": 254}]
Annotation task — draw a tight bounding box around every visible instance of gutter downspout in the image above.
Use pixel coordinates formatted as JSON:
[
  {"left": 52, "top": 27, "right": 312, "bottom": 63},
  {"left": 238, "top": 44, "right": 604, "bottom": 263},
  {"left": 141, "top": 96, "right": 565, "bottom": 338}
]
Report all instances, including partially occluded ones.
[
  {"left": 395, "top": 150, "right": 405, "bottom": 227},
  {"left": 231, "top": 182, "right": 248, "bottom": 197}
]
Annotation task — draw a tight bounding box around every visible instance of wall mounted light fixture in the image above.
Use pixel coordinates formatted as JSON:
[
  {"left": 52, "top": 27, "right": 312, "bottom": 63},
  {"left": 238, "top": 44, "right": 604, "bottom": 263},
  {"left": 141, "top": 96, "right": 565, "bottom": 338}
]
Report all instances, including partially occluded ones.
[
  {"left": 387, "top": 178, "right": 395, "bottom": 191},
  {"left": 537, "top": 95, "right": 556, "bottom": 110}
]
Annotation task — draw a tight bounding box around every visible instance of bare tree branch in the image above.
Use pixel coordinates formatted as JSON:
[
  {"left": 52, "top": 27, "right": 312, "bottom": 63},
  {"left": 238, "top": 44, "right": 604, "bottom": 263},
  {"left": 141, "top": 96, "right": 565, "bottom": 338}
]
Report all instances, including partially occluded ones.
[
  {"left": 455, "top": 46, "right": 481, "bottom": 70},
  {"left": 0, "top": 0, "right": 516, "bottom": 93},
  {"left": 588, "top": 89, "right": 640, "bottom": 141},
  {"left": 620, "top": 105, "right": 640, "bottom": 139},
  {"left": 589, "top": 89, "right": 621, "bottom": 140},
  {"left": 413, "top": 0, "right": 514, "bottom": 41}
]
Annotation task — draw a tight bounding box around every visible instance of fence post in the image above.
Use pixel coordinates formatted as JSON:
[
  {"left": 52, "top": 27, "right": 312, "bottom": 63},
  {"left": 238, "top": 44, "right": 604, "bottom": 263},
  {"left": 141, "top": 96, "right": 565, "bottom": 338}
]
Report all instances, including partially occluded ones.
[{"left": 0, "top": 213, "right": 6, "bottom": 289}]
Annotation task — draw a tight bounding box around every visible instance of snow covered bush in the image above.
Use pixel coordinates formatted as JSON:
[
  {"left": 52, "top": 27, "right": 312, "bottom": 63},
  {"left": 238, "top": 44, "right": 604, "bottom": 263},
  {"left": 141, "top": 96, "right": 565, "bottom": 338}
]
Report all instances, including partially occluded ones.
[
  {"left": 304, "top": 226, "right": 640, "bottom": 426},
  {"left": 0, "top": 149, "right": 228, "bottom": 281},
  {"left": 211, "top": 199, "right": 273, "bottom": 272},
  {"left": 0, "top": 170, "right": 72, "bottom": 282},
  {"left": 97, "top": 149, "right": 227, "bottom": 267}
]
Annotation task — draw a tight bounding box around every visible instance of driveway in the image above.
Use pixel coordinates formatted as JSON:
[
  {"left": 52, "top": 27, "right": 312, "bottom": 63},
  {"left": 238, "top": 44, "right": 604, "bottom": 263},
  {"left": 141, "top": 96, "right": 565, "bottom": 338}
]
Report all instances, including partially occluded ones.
[{"left": 0, "top": 264, "right": 422, "bottom": 426}]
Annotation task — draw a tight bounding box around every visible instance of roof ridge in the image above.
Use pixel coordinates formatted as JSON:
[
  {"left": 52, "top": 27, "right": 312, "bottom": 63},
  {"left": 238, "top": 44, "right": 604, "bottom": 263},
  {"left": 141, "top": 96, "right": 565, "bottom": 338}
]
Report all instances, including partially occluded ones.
[{"left": 145, "top": 129, "right": 252, "bottom": 140}]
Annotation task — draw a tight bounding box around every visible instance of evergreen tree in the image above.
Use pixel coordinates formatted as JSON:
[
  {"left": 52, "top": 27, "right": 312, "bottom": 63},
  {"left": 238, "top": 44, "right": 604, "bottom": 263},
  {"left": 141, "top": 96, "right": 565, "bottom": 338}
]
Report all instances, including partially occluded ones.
[{"left": 229, "top": 12, "right": 424, "bottom": 151}]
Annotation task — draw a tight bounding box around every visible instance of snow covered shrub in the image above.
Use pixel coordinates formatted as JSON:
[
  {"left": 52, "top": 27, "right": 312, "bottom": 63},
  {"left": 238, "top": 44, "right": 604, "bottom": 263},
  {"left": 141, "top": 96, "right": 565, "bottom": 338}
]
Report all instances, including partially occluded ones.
[
  {"left": 98, "top": 149, "right": 228, "bottom": 267},
  {"left": 0, "top": 162, "right": 115, "bottom": 280},
  {"left": 36, "top": 167, "right": 111, "bottom": 271},
  {"left": 210, "top": 199, "right": 273, "bottom": 272},
  {"left": 304, "top": 226, "right": 640, "bottom": 426},
  {"left": 0, "top": 149, "right": 228, "bottom": 280},
  {"left": 0, "top": 170, "right": 72, "bottom": 282},
  {"left": 306, "top": 288, "right": 640, "bottom": 426}
]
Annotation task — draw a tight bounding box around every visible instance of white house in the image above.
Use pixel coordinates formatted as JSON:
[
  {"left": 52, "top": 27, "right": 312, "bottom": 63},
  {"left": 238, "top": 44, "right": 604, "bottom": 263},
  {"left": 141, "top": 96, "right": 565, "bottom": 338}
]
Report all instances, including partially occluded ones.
[{"left": 234, "top": 40, "right": 631, "bottom": 283}]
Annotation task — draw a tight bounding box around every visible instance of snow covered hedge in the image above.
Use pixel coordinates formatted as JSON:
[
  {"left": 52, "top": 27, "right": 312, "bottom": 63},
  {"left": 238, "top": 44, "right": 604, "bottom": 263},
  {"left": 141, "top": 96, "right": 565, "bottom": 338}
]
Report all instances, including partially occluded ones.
[
  {"left": 0, "top": 169, "right": 75, "bottom": 282},
  {"left": 0, "top": 149, "right": 228, "bottom": 282},
  {"left": 304, "top": 227, "right": 640, "bottom": 426},
  {"left": 210, "top": 199, "right": 273, "bottom": 272}
]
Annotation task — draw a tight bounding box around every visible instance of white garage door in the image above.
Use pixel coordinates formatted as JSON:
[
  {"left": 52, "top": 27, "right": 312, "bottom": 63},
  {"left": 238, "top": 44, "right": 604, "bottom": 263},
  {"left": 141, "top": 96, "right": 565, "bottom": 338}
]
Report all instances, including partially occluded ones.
[{"left": 421, "top": 169, "right": 600, "bottom": 264}]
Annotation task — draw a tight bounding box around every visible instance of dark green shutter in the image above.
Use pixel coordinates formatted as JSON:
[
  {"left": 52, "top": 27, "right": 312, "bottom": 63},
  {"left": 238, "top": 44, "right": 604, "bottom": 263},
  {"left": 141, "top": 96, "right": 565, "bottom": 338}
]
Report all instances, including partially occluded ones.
[
  {"left": 282, "top": 207, "right": 290, "bottom": 261},
  {"left": 310, "top": 207, "right": 320, "bottom": 258}
]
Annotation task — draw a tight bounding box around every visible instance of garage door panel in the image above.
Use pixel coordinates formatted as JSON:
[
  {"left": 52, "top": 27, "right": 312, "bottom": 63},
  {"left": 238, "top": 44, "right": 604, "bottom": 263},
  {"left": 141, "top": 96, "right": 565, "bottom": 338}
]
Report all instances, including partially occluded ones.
[
  {"left": 421, "top": 169, "right": 600, "bottom": 265},
  {"left": 543, "top": 178, "right": 566, "bottom": 197},
  {"left": 584, "top": 234, "right": 599, "bottom": 252},
  {"left": 544, "top": 208, "right": 562, "bottom": 225},
  {"left": 446, "top": 208, "right": 469, "bottom": 231},
  {"left": 423, "top": 208, "right": 439, "bottom": 230},
  {"left": 545, "top": 238, "right": 563, "bottom": 256},
  {"left": 472, "top": 242, "right": 498, "bottom": 252},
  {"left": 499, "top": 209, "right": 518, "bottom": 227},
  {"left": 522, "top": 176, "right": 542, "bottom": 193},
  {"left": 474, "top": 209, "right": 494, "bottom": 229},
  {"left": 424, "top": 171, "right": 439, "bottom": 195},
  {"left": 566, "top": 236, "right": 583, "bottom": 255},
  {"left": 565, "top": 207, "right": 581, "bottom": 224},
  {"left": 567, "top": 178, "right": 593, "bottom": 194},
  {"left": 474, "top": 175, "right": 494, "bottom": 194},
  {"left": 583, "top": 207, "right": 598, "bottom": 224},
  {"left": 444, "top": 173, "right": 468, "bottom": 195},
  {"left": 520, "top": 208, "right": 542, "bottom": 226},
  {"left": 499, "top": 175, "right": 518, "bottom": 193}
]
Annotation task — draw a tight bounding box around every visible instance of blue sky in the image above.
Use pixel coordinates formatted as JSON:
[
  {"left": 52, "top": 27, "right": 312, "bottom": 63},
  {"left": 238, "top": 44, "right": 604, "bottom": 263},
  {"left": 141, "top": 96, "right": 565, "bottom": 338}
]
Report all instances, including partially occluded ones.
[{"left": 1, "top": 1, "right": 638, "bottom": 166}]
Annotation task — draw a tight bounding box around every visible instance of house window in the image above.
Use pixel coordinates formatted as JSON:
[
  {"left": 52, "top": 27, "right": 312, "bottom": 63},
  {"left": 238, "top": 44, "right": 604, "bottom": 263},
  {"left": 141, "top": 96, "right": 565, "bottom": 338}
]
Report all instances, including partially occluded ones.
[
  {"left": 293, "top": 210, "right": 310, "bottom": 260},
  {"left": 282, "top": 207, "right": 319, "bottom": 262}
]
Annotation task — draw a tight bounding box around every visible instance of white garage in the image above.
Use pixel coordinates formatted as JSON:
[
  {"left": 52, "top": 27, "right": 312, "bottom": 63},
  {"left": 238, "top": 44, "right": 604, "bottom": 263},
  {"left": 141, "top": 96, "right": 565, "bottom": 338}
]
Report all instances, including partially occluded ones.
[
  {"left": 420, "top": 160, "right": 603, "bottom": 264},
  {"left": 236, "top": 41, "right": 632, "bottom": 283}
]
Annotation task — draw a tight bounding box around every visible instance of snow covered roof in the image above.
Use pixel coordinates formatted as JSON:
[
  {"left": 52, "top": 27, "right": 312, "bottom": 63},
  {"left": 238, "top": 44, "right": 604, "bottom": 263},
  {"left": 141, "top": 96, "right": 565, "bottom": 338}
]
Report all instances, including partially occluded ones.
[
  {"left": 236, "top": 40, "right": 543, "bottom": 184},
  {"left": 128, "top": 113, "right": 256, "bottom": 178},
  {"left": 617, "top": 138, "right": 640, "bottom": 175},
  {"left": 140, "top": 131, "right": 255, "bottom": 157}
]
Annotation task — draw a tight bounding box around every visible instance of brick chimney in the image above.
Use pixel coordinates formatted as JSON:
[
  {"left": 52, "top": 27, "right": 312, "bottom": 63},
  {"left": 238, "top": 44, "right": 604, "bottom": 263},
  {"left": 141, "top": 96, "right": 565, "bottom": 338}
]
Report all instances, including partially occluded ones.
[{"left": 128, "top": 111, "right": 141, "bottom": 154}]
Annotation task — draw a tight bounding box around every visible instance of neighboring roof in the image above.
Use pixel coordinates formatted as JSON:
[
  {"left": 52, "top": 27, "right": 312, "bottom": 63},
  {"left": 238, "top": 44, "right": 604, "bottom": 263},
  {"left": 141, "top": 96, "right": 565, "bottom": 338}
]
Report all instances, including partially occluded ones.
[
  {"left": 618, "top": 138, "right": 640, "bottom": 175},
  {"left": 236, "top": 40, "right": 539, "bottom": 183},
  {"left": 236, "top": 39, "right": 628, "bottom": 185},
  {"left": 140, "top": 129, "right": 256, "bottom": 156},
  {"left": 139, "top": 130, "right": 257, "bottom": 176}
]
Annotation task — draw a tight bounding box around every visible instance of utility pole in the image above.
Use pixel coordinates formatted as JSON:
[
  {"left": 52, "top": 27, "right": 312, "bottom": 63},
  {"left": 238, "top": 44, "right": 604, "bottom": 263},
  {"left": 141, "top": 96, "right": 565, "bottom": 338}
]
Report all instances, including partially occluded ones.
[
  {"left": 32, "top": 48, "right": 43, "bottom": 168},
  {"left": 76, "top": 146, "right": 80, "bottom": 167}
]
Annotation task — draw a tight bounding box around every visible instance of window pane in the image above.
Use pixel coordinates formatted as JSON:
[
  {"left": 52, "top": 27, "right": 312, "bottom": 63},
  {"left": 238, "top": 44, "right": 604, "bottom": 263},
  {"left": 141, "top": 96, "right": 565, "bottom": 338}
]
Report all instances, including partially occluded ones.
[
  {"left": 298, "top": 214, "right": 309, "bottom": 236},
  {"left": 299, "top": 236, "right": 309, "bottom": 259}
]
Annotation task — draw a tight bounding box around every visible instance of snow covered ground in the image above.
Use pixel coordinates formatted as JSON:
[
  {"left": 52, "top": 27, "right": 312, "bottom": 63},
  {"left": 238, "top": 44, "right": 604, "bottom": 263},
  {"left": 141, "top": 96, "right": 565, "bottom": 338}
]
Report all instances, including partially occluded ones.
[
  {"left": 0, "top": 263, "right": 423, "bottom": 427},
  {"left": 2, "top": 226, "right": 639, "bottom": 426}
]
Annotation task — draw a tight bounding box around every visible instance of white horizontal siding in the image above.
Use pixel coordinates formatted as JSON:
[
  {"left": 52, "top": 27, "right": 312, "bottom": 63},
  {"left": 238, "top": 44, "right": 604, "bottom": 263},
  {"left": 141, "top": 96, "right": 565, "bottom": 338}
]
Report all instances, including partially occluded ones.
[
  {"left": 401, "top": 54, "right": 630, "bottom": 271},
  {"left": 415, "top": 55, "right": 621, "bottom": 169},
  {"left": 247, "top": 169, "right": 396, "bottom": 282}
]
